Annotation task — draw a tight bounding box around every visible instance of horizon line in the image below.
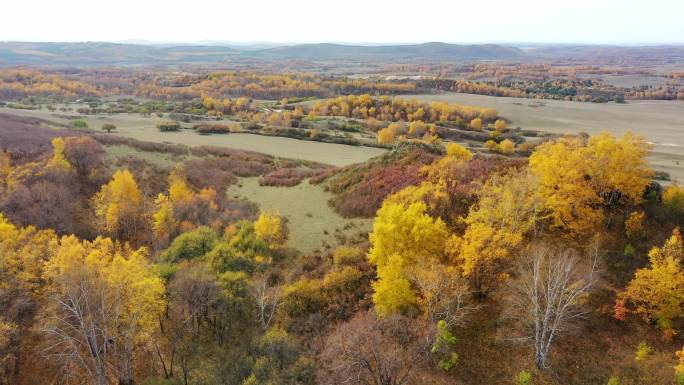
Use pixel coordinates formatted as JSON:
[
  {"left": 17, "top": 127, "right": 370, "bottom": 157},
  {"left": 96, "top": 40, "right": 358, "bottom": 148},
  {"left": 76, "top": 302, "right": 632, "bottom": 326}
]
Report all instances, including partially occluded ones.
[{"left": 2, "top": 40, "right": 684, "bottom": 47}]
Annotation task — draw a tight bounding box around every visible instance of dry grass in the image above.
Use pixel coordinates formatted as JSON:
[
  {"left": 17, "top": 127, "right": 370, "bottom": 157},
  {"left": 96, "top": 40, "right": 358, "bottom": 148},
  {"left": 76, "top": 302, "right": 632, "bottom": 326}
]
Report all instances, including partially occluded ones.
[
  {"left": 227, "top": 177, "right": 372, "bottom": 254},
  {"left": 406, "top": 93, "right": 684, "bottom": 181},
  {"left": 0, "top": 106, "right": 386, "bottom": 166}
]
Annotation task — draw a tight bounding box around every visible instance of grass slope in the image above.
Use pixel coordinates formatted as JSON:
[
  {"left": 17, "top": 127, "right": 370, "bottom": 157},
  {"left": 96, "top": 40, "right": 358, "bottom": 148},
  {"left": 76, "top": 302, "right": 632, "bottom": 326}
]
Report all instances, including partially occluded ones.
[{"left": 227, "top": 177, "right": 372, "bottom": 254}]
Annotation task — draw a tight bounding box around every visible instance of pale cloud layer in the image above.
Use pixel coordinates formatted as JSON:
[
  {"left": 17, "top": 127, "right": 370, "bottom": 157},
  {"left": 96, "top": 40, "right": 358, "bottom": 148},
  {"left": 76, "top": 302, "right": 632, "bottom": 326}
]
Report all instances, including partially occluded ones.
[{"left": 3, "top": 0, "right": 683, "bottom": 44}]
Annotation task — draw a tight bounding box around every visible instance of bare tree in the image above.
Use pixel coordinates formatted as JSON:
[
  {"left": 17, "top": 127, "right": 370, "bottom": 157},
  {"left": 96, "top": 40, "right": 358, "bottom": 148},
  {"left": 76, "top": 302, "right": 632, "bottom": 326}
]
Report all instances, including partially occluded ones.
[
  {"left": 319, "top": 310, "right": 434, "bottom": 385},
  {"left": 409, "top": 265, "right": 478, "bottom": 328},
  {"left": 42, "top": 272, "right": 110, "bottom": 385},
  {"left": 251, "top": 276, "right": 281, "bottom": 330},
  {"left": 506, "top": 242, "right": 599, "bottom": 370},
  {"left": 155, "top": 265, "right": 222, "bottom": 385}
]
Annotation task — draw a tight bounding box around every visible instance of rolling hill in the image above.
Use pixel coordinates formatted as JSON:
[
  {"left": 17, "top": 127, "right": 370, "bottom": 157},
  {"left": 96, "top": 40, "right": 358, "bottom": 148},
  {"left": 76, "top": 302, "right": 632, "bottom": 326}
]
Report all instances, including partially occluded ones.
[
  {"left": 0, "top": 41, "right": 524, "bottom": 66},
  {"left": 252, "top": 42, "right": 525, "bottom": 60}
]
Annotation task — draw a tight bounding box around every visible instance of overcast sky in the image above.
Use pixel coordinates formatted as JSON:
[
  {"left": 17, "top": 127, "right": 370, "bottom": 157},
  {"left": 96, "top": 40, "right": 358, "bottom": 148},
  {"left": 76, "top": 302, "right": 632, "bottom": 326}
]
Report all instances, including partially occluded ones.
[{"left": 2, "top": 0, "right": 683, "bottom": 45}]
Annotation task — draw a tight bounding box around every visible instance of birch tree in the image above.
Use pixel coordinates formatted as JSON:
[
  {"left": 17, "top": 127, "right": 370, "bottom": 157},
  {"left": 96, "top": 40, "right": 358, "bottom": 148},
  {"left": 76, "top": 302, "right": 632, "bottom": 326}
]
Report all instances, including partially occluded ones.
[{"left": 507, "top": 243, "right": 598, "bottom": 369}]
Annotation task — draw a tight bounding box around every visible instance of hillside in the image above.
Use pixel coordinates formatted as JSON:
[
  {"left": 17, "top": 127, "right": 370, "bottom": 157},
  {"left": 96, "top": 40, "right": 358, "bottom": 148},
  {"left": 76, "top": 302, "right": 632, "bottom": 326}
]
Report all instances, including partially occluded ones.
[
  {"left": 0, "top": 41, "right": 524, "bottom": 66},
  {"left": 253, "top": 42, "right": 525, "bottom": 60},
  {"left": 0, "top": 41, "right": 240, "bottom": 65}
]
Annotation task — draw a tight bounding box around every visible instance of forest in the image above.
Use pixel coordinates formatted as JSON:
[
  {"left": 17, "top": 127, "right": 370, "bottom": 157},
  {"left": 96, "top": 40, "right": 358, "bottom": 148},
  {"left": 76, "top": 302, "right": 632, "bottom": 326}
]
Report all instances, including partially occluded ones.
[
  {"left": 1, "top": 37, "right": 684, "bottom": 385},
  {"left": 2, "top": 105, "right": 684, "bottom": 385}
]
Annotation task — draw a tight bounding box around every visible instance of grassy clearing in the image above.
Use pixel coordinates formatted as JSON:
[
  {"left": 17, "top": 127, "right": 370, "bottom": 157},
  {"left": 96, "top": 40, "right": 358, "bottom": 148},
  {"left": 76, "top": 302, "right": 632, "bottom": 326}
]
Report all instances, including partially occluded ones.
[
  {"left": 406, "top": 93, "right": 684, "bottom": 181},
  {"left": 227, "top": 177, "right": 372, "bottom": 254},
  {"left": 104, "top": 144, "right": 190, "bottom": 169},
  {"left": 0, "top": 106, "right": 386, "bottom": 167}
]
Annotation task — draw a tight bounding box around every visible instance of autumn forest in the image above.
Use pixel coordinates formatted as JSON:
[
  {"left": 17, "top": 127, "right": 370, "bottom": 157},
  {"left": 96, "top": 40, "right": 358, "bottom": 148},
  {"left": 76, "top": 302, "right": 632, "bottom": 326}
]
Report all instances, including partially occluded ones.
[{"left": 1, "top": 31, "right": 684, "bottom": 385}]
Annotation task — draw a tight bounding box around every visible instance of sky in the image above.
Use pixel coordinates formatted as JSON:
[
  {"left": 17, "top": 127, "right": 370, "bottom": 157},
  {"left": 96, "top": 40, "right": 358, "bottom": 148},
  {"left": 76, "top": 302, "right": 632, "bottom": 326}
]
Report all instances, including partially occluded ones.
[{"left": 2, "top": 0, "right": 683, "bottom": 45}]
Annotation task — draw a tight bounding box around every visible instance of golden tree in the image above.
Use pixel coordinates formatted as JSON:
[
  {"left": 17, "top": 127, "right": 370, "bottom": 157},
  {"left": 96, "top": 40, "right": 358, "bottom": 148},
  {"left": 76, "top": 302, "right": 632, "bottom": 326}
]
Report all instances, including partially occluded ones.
[
  {"left": 368, "top": 201, "right": 449, "bottom": 315},
  {"left": 494, "top": 119, "right": 507, "bottom": 130},
  {"left": 43, "top": 236, "right": 165, "bottom": 385},
  {"left": 92, "top": 169, "right": 146, "bottom": 242},
  {"left": 47, "top": 137, "right": 72, "bottom": 171},
  {"left": 455, "top": 170, "right": 542, "bottom": 294},
  {"left": 664, "top": 183, "right": 684, "bottom": 213},
  {"left": 529, "top": 132, "right": 652, "bottom": 236},
  {"left": 616, "top": 228, "right": 684, "bottom": 339},
  {"left": 377, "top": 127, "right": 396, "bottom": 144},
  {"left": 445, "top": 143, "right": 473, "bottom": 161},
  {"left": 254, "top": 211, "right": 287, "bottom": 248},
  {"left": 498, "top": 139, "right": 516, "bottom": 154}
]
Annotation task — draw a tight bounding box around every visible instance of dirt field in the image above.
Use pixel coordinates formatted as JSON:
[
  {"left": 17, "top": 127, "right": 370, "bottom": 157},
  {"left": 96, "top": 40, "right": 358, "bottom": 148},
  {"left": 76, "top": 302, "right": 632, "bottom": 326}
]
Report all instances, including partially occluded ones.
[
  {"left": 407, "top": 93, "right": 684, "bottom": 181},
  {"left": 228, "top": 177, "right": 372, "bottom": 254},
  {"left": 0, "top": 107, "right": 386, "bottom": 167}
]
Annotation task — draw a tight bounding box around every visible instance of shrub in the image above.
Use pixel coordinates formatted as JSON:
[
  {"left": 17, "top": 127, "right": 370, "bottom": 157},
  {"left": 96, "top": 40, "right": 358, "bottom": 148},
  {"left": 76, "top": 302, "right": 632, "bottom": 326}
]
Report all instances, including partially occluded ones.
[
  {"left": 207, "top": 242, "right": 256, "bottom": 274},
  {"left": 515, "top": 370, "right": 532, "bottom": 385},
  {"left": 259, "top": 168, "right": 314, "bottom": 187},
  {"left": 624, "top": 244, "right": 635, "bottom": 257},
  {"left": 625, "top": 211, "right": 645, "bottom": 239},
  {"left": 70, "top": 119, "right": 88, "bottom": 128},
  {"left": 333, "top": 246, "right": 366, "bottom": 266},
  {"left": 157, "top": 120, "right": 181, "bottom": 132},
  {"left": 101, "top": 123, "right": 116, "bottom": 133},
  {"left": 193, "top": 123, "right": 232, "bottom": 134},
  {"left": 664, "top": 183, "right": 684, "bottom": 213},
  {"left": 322, "top": 267, "right": 365, "bottom": 298},
  {"left": 281, "top": 279, "right": 325, "bottom": 318},
  {"left": 160, "top": 227, "right": 220, "bottom": 262},
  {"left": 635, "top": 342, "right": 651, "bottom": 362}
]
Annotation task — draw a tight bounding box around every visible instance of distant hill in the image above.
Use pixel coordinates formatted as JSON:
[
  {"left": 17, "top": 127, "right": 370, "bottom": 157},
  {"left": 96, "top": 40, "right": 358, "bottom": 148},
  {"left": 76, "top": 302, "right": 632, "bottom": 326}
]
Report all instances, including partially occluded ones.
[
  {"left": 254, "top": 42, "right": 524, "bottom": 60},
  {"left": 0, "top": 41, "right": 524, "bottom": 66},
  {"left": 0, "top": 42, "right": 240, "bottom": 66},
  {"left": 8, "top": 41, "right": 681, "bottom": 67},
  {"left": 524, "top": 44, "right": 684, "bottom": 64}
]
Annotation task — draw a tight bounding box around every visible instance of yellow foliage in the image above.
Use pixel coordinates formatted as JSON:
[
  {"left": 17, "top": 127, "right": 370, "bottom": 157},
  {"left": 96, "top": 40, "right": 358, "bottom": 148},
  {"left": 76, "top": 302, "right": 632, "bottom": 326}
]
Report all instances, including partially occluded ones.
[
  {"left": 619, "top": 228, "right": 684, "bottom": 338},
  {"left": 494, "top": 119, "right": 507, "bottom": 130},
  {"left": 469, "top": 118, "right": 483, "bottom": 130},
  {"left": 383, "top": 182, "right": 448, "bottom": 215},
  {"left": 168, "top": 166, "right": 193, "bottom": 203},
  {"left": 372, "top": 255, "right": 418, "bottom": 316},
  {"left": 0, "top": 151, "right": 11, "bottom": 189},
  {"left": 585, "top": 132, "right": 653, "bottom": 203},
  {"left": 635, "top": 342, "right": 652, "bottom": 362},
  {"left": 47, "top": 137, "right": 72, "bottom": 170},
  {"left": 664, "top": 183, "right": 684, "bottom": 213},
  {"left": 446, "top": 143, "right": 473, "bottom": 161},
  {"left": 92, "top": 169, "right": 145, "bottom": 241},
  {"left": 408, "top": 120, "right": 428, "bottom": 137},
  {"left": 498, "top": 139, "right": 516, "bottom": 154},
  {"left": 152, "top": 193, "right": 177, "bottom": 243},
  {"left": 45, "top": 234, "right": 165, "bottom": 344},
  {"left": 625, "top": 211, "right": 646, "bottom": 239},
  {"left": 676, "top": 347, "right": 684, "bottom": 375},
  {"left": 254, "top": 211, "right": 287, "bottom": 248},
  {"left": 368, "top": 201, "right": 449, "bottom": 314},
  {"left": 457, "top": 170, "right": 542, "bottom": 291},
  {"left": 0, "top": 214, "right": 58, "bottom": 294},
  {"left": 529, "top": 132, "right": 652, "bottom": 236},
  {"left": 377, "top": 127, "right": 396, "bottom": 144}
]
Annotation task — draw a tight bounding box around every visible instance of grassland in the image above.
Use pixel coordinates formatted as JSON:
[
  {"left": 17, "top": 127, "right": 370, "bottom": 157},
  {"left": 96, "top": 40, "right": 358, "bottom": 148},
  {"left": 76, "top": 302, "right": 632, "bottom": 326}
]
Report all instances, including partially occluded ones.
[
  {"left": 407, "top": 93, "right": 684, "bottom": 181},
  {"left": 104, "top": 144, "right": 191, "bottom": 169},
  {"left": 227, "top": 177, "right": 372, "bottom": 254},
  {"left": 0, "top": 106, "right": 386, "bottom": 166}
]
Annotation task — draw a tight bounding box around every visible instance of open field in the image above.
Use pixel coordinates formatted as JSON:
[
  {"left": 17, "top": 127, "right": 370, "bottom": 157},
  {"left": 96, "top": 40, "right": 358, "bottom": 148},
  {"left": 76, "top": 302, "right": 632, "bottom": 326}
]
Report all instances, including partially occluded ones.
[
  {"left": 408, "top": 93, "right": 684, "bottom": 181},
  {"left": 0, "top": 107, "right": 386, "bottom": 166},
  {"left": 104, "top": 144, "right": 192, "bottom": 169},
  {"left": 227, "top": 177, "right": 372, "bottom": 254}
]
